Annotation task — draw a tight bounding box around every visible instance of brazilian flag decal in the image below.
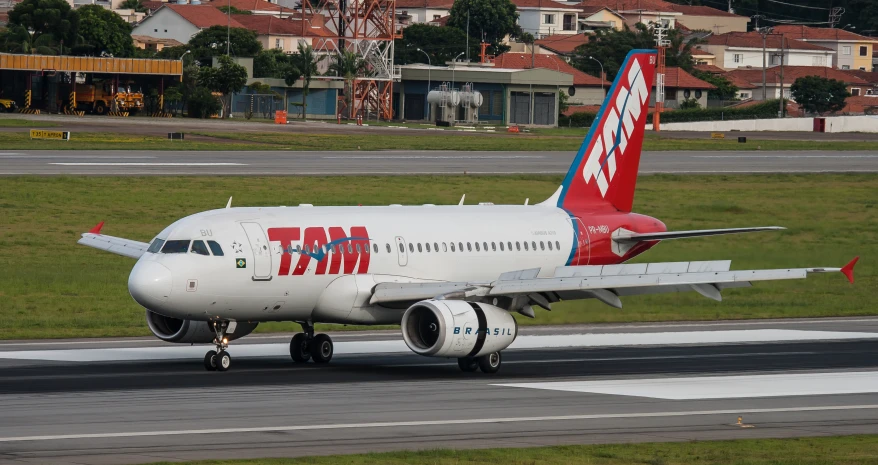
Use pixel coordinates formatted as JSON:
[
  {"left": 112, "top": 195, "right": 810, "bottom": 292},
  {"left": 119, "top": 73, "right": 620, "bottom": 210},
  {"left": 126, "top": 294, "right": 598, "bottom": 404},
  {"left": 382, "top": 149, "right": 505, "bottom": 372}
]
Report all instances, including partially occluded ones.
[{"left": 236, "top": 258, "right": 246, "bottom": 268}]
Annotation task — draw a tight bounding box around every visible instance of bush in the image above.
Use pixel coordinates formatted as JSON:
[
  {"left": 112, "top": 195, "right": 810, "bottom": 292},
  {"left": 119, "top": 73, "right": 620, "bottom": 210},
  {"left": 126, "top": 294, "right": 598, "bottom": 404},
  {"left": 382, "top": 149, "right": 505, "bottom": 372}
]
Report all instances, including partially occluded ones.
[
  {"left": 559, "top": 99, "right": 786, "bottom": 128},
  {"left": 679, "top": 98, "right": 700, "bottom": 110},
  {"left": 186, "top": 87, "right": 221, "bottom": 119}
]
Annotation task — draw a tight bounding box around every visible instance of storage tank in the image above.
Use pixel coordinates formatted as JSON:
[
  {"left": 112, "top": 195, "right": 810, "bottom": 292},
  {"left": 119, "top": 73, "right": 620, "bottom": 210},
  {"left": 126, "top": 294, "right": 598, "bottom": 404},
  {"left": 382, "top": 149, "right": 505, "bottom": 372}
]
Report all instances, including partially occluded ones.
[{"left": 427, "top": 89, "right": 460, "bottom": 107}]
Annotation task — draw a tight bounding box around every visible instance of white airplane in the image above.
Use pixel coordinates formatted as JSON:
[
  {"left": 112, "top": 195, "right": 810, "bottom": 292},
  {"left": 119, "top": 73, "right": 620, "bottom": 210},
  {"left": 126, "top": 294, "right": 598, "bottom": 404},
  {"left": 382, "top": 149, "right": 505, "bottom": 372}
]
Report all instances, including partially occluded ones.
[{"left": 79, "top": 50, "right": 858, "bottom": 373}]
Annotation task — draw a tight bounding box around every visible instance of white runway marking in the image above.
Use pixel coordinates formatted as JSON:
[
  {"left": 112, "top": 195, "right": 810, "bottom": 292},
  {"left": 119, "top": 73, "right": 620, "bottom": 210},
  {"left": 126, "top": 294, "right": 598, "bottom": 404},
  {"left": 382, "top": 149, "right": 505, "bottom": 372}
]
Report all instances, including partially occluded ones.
[
  {"left": 693, "top": 155, "right": 878, "bottom": 158},
  {"left": 0, "top": 330, "right": 874, "bottom": 362},
  {"left": 321, "top": 155, "right": 544, "bottom": 159},
  {"left": 0, "top": 155, "right": 155, "bottom": 159},
  {"left": 496, "top": 371, "right": 878, "bottom": 400},
  {"left": 48, "top": 163, "right": 248, "bottom": 166},
  {"left": 1, "top": 404, "right": 876, "bottom": 442}
]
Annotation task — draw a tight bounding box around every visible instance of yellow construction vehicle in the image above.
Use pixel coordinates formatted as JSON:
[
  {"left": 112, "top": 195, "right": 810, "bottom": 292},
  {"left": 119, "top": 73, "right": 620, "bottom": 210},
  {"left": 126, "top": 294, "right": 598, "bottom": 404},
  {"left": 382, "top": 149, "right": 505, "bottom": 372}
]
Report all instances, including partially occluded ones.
[
  {"left": 65, "top": 82, "right": 142, "bottom": 115},
  {"left": 118, "top": 85, "right": 144, "bottom": 114},
  {"left": 0, "top": 98, "right": 17, "bottom": 112}
]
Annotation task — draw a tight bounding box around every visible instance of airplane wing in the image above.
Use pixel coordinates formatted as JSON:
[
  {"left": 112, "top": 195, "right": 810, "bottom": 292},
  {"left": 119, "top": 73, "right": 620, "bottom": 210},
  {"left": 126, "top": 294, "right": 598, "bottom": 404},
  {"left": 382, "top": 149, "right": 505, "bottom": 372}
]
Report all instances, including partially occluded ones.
[
  {"left": 77, "top": 222, "right": 149, "bottom": 259},
  {"left": 369, "top": 258, "right": 858, "bottom": 315}
]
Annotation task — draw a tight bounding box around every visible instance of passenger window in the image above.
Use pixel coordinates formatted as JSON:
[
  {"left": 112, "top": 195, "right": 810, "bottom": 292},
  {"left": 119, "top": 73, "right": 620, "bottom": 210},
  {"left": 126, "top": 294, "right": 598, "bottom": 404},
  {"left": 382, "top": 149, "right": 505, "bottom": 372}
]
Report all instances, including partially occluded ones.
[
  {"left": 524, "top": 242, "right": 529, "bottom": 251},
  {"left": 548, "top": 241, "right": 553, "bottom": 251},
  {"left": 161, "top": 240, "right": 190, "bottom": 254},
  {"left": 417, "top": 243, "right": 422, "bottom": 252},
  {"left": 532, "top": 241, "right": 537, "bottom": 251},
  {"left": 207, "top": 240, "right": 224, "bottom": 256},
  {"left": 508, "top": 241, "right": 513, "bottom": 251},
  {"left": 434, "top": 242, "right": 438, "bottom": 252},
  {"left": 373, "top": 243, "right": 378, "bottom": 253},
  {"left": 459, "top": 242, "right": 463, "bottom": 251},
  {"left": 399, "top": 243, "right": 404, "bottom": 253},
  {"left": 491, "top": 242, "right": 496, "bottom": 251},
  {"left": 540, "top": 241, "right": 545, "bottom": 251},
  {"left": 148, "top": 238, "right": 165, "bottom": 253},
  {"left": 386, "top": 243, "right": 391, "bottom": 253},
  {"left": 356, "top": 244, "right": 361, "bottom": 253},
  {"left": 409, "top": 243, "right": 414, "bottom": 253},
  {"left": 516, "top": 241, "right": 521, "bottom": 251},
  {"left": 426, "top": 243, "right": 431, "bottom": 252},
  {"left": 304, "top": 245, "right": 311, "bottom": 254},
  {"left": 475, "top": 242, "right": 480, "bottom": 252},
  {"left": 500, "top": 242, "right": 504, "bottom": 251},
  {"left": 442, "top": 242, "right": 447, "bottom": 252},
  {"left": 190, "top": 240, "right": 210, "bottom": 256},
  {"left": 556, "top": 240, "right": 560, "bottom": 250},
  {"left": 296, "top": 245, "right": 302, "bottom": 253},
  {"left": 467, "top": 242, "right": 472, "bottom": 252},
  {"left": 483, "top": 242, "right": 487, "bottom": 251},
  {"left": 450, "top": 242, "right": 456, "bottom": 252}
]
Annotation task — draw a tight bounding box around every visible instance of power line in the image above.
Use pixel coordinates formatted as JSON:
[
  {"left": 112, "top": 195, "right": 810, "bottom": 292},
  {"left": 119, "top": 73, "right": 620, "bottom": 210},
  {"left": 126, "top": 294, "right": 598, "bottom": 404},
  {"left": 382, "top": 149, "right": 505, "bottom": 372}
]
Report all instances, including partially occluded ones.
[{"left": 764, "top": 0, "right": 830, "bottom": 11}]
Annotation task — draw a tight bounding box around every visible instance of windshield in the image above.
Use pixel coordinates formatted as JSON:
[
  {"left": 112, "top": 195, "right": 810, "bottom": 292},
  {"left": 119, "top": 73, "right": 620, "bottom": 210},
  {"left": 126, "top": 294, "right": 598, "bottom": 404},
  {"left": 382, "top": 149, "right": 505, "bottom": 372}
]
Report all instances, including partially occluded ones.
[
  {"left": 161, "top": 240, "right": 191, "bottom": 254},
  {"left": 147, "top": 238, "right": 165, "bottom": 253},
  {"left": 190, "top": 240, "right": 210, "bottom": 256},
  {"left": 207, "top": 240, "right": 224, "bottom": 256}
]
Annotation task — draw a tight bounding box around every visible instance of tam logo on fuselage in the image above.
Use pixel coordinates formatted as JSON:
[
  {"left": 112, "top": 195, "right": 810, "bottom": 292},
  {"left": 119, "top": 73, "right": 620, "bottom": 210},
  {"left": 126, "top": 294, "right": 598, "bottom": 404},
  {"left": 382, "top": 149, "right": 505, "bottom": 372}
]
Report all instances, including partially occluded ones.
[
  {"left": 581, "top": 57, "right": 649, "bottom": 197},
  {"left": 267, "top": 226, "right": 371, "bottom": 276}
]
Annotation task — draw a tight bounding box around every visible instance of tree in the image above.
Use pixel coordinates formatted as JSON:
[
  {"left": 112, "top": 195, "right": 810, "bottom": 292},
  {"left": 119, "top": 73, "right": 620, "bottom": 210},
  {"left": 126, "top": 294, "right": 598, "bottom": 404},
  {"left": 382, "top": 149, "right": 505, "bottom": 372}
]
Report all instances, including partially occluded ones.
[
  {"left": 679, "top": 98, "right": 701, "bottom": 110},
  {"left": 188, "top": 26, "right": 262, "bottom": 63},
  {"left": 119, "top": 0, "right": 147, "bottom": 13},
  {"left": 291, "top": 43, "right": 324, "bottom": 119},
  {"left": 7, "top": 0, "right": 79, "bottom": 53},
  {"left": 393, "top": 24, "right": 478, "bottom": 66},
  {"left": 217, "top": 5, "right": 252, "bottom": 15},
  {"left": 199, "top": 55, "right": 249, "bottom": 118},
  {"left": 163, "top": 85, "right": 184, "bottom": 116},
  {"left": 75, "top": 5, "right": 135, "bottom": 57},
  {"left": 693, "top": 71, "right": 739, "bottom": 101},
  {"left": 790, "top": 76, "right": 850, "bottom": 115},
  {"left": 0, "top": 24, "right": 61, "bottom": 54},
  {"left": 446, "top": 0, "right": 518, "bottom": 55},
  {"left": 187, "top": 86, "right": 222, "bottom": 118},
  {"left": 254, "top": 49, "right": 291, "bottom": 78},
  {"left": 328, "top": 50, "right": 367, "bottom": 118},
  {"left": 558, "top": 90, "right": 569, "bottom": 117},
  {"left": 571, "top": 24, "right": 696, "bottom": 80}
]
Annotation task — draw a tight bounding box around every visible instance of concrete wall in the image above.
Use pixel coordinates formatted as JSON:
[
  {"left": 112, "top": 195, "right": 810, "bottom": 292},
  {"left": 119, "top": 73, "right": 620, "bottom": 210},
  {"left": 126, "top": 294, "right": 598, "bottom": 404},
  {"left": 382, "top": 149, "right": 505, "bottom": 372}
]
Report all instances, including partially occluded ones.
[
  {"left": 566, "top": 85, "right": 603, "bottom": 105},
  {"left": 653, "top": 115, "right": 878, "bottom": 133},
  {"left": 705, "top": 45, "right": 834, "bottom": 70}
]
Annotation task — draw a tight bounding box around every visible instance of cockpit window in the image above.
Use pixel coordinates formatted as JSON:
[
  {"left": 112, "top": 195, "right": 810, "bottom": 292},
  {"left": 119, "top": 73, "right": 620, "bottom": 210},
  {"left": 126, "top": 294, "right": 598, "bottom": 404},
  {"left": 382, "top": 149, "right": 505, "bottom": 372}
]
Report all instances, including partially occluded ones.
[
  {"left": 147, "top": 238, "right": 165, "bottom": 253},
  {"left": 161, "top": 240, "right": 191, "bottom": 254},
  {"left": 190, "top": 240, "right": 210, "bottom": 256},
  {"left": 207, "top": 240, "right": 224, "bottom": 256}
]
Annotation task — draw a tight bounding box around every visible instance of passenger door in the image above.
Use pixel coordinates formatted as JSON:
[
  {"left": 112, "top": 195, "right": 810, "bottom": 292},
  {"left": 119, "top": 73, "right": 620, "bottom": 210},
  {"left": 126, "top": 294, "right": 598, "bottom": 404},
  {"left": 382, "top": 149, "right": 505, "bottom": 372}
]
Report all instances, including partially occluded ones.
[
  {"left": 395, "top": 236, "right": 408, "bottom": 267},
  {"left": 240, "top": 222, "right": 272, "bottom": 280}
]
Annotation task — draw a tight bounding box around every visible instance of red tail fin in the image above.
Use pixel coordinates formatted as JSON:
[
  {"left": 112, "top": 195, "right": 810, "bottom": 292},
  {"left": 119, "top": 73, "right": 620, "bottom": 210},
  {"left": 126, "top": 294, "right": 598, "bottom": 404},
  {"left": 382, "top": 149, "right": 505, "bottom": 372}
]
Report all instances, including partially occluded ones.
[{"left": 556, "top": 50, "right": 657, "bottom": 212}]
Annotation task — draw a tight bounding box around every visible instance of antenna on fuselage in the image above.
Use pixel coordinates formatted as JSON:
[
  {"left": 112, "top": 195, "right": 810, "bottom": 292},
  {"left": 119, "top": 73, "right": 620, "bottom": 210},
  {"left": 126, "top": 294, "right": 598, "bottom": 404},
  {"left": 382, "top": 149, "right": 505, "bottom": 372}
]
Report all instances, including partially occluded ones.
[
  {"left": 226, "top": 197, "right": 233, "bottom": 209},
  {"left": 458, "top": 194, "right": 465, "bottom": 206},
  {"left": 524, "top": 198, "right": 529, "bottom": 205}
]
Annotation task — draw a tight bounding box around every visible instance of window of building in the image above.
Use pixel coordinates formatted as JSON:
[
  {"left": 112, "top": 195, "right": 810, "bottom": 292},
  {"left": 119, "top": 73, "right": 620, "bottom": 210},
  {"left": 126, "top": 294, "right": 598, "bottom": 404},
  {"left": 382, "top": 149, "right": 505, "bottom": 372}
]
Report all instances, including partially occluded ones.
[
  {"left": 770, "top": 54, "right": 781, "bottom": 65},
  {"left": 733, "top": 54, "right": 742, "bottom": 63},
  {"left": 860, "top": 67, "right": 867, "bottom": 71},
  {"left": 843, "top": 46, "right": 852, "bottom": 55},
  {"left": 683, "top": 89, "right": 691, "bottom": 99},
  {"left": 433, "top": 14, "right": 440, "bottom": 20},
  {"left": 860, "top": 46, "right": 869, "bottom": 56},
  {"left": 842, "top": 65, "right": 851, "bottom": 70},
  {"left": 812, "top": 56, "right": 826, "bottom": 66},
  {"left": 851, "top": 88, "right": 861, "bottom": 96},
  {"left": 740, "top": 92, "right": 750, "bottom": 99},
  {"left": 543, "top": 14, "right": 555, "bottom": 24},
  {"left": 276, "top": 38, "right": 283, "bottom": 50},
  {"left": 695, "top": 90, "right": 702, "bottom": 99}
]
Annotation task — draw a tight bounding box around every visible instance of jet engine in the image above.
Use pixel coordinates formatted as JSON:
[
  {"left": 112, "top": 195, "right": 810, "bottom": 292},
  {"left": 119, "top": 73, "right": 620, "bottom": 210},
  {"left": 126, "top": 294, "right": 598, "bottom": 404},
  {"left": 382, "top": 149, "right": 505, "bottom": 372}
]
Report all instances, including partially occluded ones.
[
  {"left": 401, "top": 300, "right": 518, "bottom": 358},
  {"left": 146, "top": 310, "right": 258, "bottom": 343}
]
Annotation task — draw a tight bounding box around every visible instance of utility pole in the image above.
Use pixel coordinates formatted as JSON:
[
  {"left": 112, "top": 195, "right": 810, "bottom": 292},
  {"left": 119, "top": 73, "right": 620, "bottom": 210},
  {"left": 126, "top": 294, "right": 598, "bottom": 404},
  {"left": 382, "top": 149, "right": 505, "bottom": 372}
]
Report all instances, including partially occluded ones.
[
  {"left": 728, "top": 0, "right": 733, "bottom": 14},
  {"left": 759, "top": 27, "right": 771, "bottom": 100},
  {"left": 779, "top": 34, "right": 785, "bottom": 117},
  {"left": 465, "top": 11, "right": 470, "bottom": 62},
  {"left": 227, "top": 0, "right": 231, "bottom": 56}
]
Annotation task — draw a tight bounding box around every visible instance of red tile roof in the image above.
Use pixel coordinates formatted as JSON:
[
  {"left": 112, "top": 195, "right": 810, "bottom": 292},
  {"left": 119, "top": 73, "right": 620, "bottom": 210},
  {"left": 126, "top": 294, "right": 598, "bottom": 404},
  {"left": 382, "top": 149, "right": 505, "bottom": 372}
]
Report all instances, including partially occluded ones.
[
  {"left": 576, "top": 0, "right": 744, "bottom": 18},
  {"left": 162, "top": 4, "right": 246, "bottom": 29},
  {"left": 394, "top": 0, "right": 454, "bottom": 8},
  {"left": 705, "top": 32, "right": 833, "bottom": 51},
  {"left": 535, "top": 33, "right": 590, "bottom": 55},
  {"left": 839, "top": 69, "right": 878, "bottom": 84},
  {"left": 233, "top": 14, "right": 333, "bottom": 36},
  {"left": 205, "top": 0, "right": 284, "bottom": 11},
  {"left": 512, "top": 0, "right": 579, "bottom": 9},
  {"left": 693, "top": 63, "right": 725, "bottom": 74},
  {"left": 773, "top": 25, "right": 878, "bottom": 42},
  {"left": 664, "top": 67, "right": 715, "bottom": 89},
  {"left": 726, "top": 66, "right": 871, "bottom": 86},
  {"left": 840, "top": 96, "right": 878, "bottom": 114},
  {"left": 492, "top": 53, "right": 603, "bottom": 86},
  {"left": 427, "top": 15, "right": 449, "bottom": 26},
  {"left": 670, "top": 4, "right": 740, "bottom": 18},
  {"left": 141, "top": 0, "right": 165, "bottom": 11}
]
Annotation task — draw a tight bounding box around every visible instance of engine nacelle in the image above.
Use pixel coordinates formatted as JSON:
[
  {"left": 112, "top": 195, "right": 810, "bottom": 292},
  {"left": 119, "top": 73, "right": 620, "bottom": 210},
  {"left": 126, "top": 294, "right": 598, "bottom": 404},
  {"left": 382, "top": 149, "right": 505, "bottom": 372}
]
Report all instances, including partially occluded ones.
[
  {"left": 145, "top": 310, "right": 258, "bottom": 344},
  {"left": 401, "top": 300, "right": 518, "bottom": 358}
]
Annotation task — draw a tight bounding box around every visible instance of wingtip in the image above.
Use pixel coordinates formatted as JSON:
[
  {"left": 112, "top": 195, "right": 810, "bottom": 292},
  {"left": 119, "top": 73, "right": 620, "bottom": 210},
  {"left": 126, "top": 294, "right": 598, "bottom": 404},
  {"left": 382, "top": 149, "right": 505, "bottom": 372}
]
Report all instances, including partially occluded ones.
[
  {"left": 841, "top": 256, "right": 859, "bottom": 284},
  {"left": 88, "top": 221, "right": 105, "bottom": 235}
]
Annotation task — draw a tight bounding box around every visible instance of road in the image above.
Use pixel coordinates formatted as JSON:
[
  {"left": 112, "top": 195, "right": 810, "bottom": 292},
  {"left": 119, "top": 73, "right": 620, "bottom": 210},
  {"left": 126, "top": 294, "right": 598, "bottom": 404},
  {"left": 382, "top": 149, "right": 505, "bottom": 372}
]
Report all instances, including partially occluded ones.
[
  {"left": 2, "top": 150, "right": 877, "bottom": 175},
  {"left": 2, "top": 317, "right": 878, "bottom": 464}
]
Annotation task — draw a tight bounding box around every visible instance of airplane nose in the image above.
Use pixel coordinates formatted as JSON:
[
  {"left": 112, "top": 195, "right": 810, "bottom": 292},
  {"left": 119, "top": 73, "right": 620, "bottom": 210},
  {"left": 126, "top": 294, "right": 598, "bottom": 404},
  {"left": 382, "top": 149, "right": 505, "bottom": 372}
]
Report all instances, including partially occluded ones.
[{"left": 128, "top": 261, "right": 172, "bottom": 310}]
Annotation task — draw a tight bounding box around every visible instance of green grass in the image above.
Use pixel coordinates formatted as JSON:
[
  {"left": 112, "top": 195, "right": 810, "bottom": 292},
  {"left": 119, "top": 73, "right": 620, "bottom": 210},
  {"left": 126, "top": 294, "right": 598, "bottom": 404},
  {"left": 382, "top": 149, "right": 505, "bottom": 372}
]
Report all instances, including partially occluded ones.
[
  {"left": 0, "top": 129, "right": 876, "bottom": 151},
  {"left": 143, "top": 435, "right": 878, "bottom": 465},
  {"left": 0, "top": 118, "right": 59, "bottom": 128},
  {"left": 0, "top": 174, "right": 874, "bottom": 340}
]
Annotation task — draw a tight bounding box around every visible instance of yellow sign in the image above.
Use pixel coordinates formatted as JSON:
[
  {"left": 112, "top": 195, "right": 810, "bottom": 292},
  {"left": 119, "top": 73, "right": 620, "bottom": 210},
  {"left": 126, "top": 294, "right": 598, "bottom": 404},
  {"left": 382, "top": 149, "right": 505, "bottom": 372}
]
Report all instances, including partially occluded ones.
[
  {"left": 30, "top": 130, "right": 70, "bottom": 141},
  {"left": 710, "top": 132, "right": 725, "bottom": 139}
]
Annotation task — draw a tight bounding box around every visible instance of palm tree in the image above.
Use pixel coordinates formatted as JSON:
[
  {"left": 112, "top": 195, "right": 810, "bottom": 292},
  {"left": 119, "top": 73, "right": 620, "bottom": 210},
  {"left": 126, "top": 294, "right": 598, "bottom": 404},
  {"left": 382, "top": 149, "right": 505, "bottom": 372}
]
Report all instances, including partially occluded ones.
[
  {"left": 292, "top": 43, "right": 324, "bottom": 119},
  {"left": 328, "top": 50, "right": 367, "bottom": 118},
  {"left": 1, "top": 25, "right": 61, "bottom": 55}
]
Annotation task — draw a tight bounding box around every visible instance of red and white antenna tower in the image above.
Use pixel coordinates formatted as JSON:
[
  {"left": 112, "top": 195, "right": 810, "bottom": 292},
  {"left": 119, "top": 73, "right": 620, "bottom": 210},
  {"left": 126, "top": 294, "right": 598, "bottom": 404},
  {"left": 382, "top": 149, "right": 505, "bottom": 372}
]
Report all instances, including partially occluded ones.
[{"left": 653, "top": 18, "right": 670, "bottom": 132}]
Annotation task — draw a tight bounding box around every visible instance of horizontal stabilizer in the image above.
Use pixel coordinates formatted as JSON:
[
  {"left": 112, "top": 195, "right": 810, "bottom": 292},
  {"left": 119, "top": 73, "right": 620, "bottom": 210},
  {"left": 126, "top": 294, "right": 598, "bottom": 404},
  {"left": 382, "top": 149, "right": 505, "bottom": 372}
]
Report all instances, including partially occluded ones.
[{"left": 614, "top": 226, "right": 785, "bottom": 244}]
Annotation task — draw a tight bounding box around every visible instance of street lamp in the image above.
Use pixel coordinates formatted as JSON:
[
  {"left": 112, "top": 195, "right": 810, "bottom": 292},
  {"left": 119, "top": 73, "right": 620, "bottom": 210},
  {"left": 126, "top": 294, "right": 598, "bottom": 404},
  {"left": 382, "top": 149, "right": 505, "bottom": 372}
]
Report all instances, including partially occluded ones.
[
  {"left": 587, "top": 55, "right": 604, "bottom": 97},
  {"left": 451, "top": 51, "right": 465, "bottom": 92},
  {"left": 417, "top": 48, "right": 431, "bottom": 120},
  {"left": 180, "top": 50, "right": 191, "bottom": 62}
]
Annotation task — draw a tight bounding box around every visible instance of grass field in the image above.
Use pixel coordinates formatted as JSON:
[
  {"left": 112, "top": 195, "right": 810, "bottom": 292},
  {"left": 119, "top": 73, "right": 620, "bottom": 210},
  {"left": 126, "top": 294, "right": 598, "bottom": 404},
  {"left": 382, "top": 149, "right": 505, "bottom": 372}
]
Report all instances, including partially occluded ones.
[
  {"left": 0, "top": 129, "right": 877, "bottom": 151},
  {"left": 144, "top": 435, "right": 878, "bottom": 465},
  {"left": 0, "top": 174, "right": 873, "bottom": 340}
]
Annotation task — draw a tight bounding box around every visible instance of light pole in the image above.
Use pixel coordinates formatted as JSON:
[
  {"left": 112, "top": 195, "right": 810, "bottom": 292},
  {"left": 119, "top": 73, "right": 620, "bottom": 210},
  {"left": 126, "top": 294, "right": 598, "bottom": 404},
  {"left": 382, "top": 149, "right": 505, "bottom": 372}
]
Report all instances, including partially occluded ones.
[
  {"left": 417, "top": 48, "right": 431, "bottom": 120},
  {"left": 180, "top": 49, "right": 191, "bottom": 62},
  {"left": 226, "top": 0, "right": 231, "bottom": 56},
  {"left": 587, "top": 55, "right": 604, "bottom": 97},
  {"left": 451, "top": 51, "right": 465, "bottom": 92}
]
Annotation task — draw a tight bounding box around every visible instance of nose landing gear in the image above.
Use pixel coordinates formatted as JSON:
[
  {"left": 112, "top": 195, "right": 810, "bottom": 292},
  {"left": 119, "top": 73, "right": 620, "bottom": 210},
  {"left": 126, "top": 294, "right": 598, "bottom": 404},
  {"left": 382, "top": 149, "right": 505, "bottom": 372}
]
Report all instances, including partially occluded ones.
[
  {"left": 203, "top": 320, "right": 233, "bottom": 372},
  {"left": 290, "top": 321, "right": 334, "bottom": 364}
]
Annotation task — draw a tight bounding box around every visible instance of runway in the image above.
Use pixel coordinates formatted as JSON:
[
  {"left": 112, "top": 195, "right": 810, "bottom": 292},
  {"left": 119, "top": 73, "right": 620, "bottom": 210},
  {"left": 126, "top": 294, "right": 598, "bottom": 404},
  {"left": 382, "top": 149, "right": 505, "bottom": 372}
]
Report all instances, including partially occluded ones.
[
  {"left": 2, "top": 150, "right": 878, "bottom": 175},
  {"left": 2, "top": 317, "right": 878, "bottom": 464}
]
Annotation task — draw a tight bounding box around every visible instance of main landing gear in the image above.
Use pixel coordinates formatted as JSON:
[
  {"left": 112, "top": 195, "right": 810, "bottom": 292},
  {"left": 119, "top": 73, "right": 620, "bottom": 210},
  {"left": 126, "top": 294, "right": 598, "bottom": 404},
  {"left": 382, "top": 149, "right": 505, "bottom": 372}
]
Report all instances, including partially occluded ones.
[
  {"left": 204, "top": 320, "right": 232, "bottom": 372},
  {"left": 457, "top": 351, "right": 502, "bottom": 374},
  {"left": 290, "top": 322, "right": 334, "bottom": 364}
]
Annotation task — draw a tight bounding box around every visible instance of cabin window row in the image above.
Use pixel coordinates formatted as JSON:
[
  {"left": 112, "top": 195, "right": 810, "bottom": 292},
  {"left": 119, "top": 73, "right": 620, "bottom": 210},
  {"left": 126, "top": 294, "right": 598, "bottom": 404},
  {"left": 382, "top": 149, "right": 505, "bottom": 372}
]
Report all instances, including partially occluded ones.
[{"left": 285, "top": 240, "right": 563, "bottom": 255}]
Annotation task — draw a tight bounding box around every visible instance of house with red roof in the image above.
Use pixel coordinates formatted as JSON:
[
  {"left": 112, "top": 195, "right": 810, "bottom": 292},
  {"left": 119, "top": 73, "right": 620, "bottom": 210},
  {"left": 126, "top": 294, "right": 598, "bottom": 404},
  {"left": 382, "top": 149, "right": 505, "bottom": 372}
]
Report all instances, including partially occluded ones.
[
  {"left": 395, "top": 0, "right": 454, "bottom": 27},
  {"left": 514, "top": 0, "right": 583, "bottom": 38},
  {"left": 233, "top": 14, "right": 334, "bottom": 59},
  {"left": 659, "top": 67, "right": 715, "bottom": 109},
  {"left": 534, "top": 33, "right": 589, "bottom": 56},
  {"left": 576, "top": 0, "right": 748, "bottom": 33},
  {"left": 132, "top": 4, "right": 246, "bottom": 46},
  {"left": 725, "top": 66, "right": 871, "bottom": 101},
  {"left": 703, "top": 31, "right": 835, "bottom": 70},
  {"left": 772, "top": 25, "right": 878, "bottom": 72},
  {"left": 492, "top": 52, "right": 605, "bottom": 104}
]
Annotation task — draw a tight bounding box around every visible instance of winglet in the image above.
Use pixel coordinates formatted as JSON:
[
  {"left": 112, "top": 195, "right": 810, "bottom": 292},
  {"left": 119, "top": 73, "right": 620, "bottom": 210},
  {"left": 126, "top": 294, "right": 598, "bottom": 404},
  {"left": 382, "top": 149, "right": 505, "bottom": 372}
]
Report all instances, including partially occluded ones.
[
  {"left": 226, "top": 196, "right": 233, "bottom": 209},
  {"left": 88, "top": 221, "right": 105, "bottom": 235},
  {"left": 841, "top": 256, "right": 859, "bottom": 284}
]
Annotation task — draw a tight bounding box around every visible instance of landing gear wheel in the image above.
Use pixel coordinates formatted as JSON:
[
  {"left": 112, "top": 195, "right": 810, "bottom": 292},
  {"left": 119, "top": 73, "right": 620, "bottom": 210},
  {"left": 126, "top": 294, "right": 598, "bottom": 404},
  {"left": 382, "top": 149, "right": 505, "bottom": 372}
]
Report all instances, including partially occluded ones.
[
  {"left": 310, "top": 334, "right": 333, "bottom": 364},
  {"left": 215, "top": 350, "right": 231, "bottom": 372},
  {"left": 204, "top": 350, "right": 217, "bottom": 371},
  {"left": 290, "top": 333, "right": 311, "bottom": 363},
  {"left": 457, "top": 357, "right": 479, "bottom": 372},
  {"left": 477, "top": 352, "right": 501, "bottom": 374}
]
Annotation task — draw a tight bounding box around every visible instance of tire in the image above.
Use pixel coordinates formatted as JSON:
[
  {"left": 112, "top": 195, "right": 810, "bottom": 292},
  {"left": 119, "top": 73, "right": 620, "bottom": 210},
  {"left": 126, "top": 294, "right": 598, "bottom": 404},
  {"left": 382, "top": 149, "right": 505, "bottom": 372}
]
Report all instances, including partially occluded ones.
[
  {"left": 203, "top": 350, "right": 217, "bottom": 371},
  {"left": 310, "top": 334, "right": 333, "bottom": 364},
  {"left": 215, "top": 350, "right": 231, "bottom": 372},
  {"left": 4, "top": 105, "right": 14, "bottom": 113},
  {"left": 290, "top": 333, "right": 311, "bottom": 363},
  {"left": 477, "top": 352, "right": 501, "bottom": 374},
  {"left": 93, "top": 102, "right": 107, "bottom": 115},
  {"left": 458, "top": 357, "right": 479, "bottom": 372}
]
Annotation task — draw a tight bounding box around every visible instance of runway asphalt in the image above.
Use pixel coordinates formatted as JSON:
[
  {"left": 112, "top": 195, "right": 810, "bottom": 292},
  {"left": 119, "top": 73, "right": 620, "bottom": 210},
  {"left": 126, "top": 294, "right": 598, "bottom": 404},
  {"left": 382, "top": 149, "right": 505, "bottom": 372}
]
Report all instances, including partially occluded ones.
[
  {"left": 2, "top": 150, "right": 878, "bottom": 175},
  {"left": 1, "top": 317, "right": 878, "bottom": 464}
]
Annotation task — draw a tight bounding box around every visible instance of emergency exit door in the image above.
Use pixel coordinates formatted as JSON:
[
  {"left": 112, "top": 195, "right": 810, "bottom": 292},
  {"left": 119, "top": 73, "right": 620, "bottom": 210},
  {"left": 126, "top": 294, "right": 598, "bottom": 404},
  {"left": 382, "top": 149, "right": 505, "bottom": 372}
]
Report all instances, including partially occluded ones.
[{"left": 240, "top": 222, "right": 273, "bottom": 280}]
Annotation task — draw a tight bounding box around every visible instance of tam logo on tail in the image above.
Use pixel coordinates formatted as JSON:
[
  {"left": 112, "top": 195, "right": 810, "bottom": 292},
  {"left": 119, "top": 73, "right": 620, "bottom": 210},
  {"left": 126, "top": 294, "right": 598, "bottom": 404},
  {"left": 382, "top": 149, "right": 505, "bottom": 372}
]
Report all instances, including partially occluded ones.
[{"left": 557, "top": 50, "right": 657, "bottom": 213}]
